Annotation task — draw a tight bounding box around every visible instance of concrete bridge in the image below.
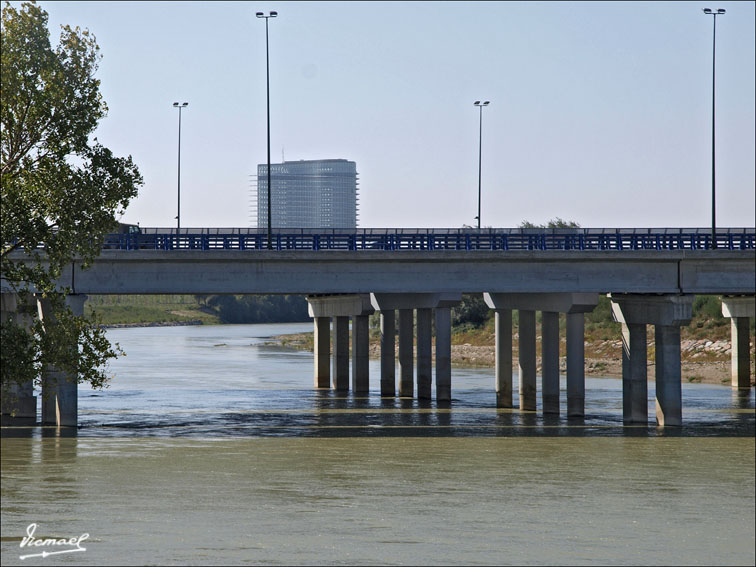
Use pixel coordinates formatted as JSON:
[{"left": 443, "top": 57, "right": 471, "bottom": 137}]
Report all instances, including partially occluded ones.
[{"left": 2, "top": 228, "right": 754, "bottom": 429}]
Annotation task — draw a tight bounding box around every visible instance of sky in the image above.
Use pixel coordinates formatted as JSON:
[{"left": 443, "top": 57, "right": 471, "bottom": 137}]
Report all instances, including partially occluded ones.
[{"left": 17, "top": 1, "right": 756, "bottom": 229}]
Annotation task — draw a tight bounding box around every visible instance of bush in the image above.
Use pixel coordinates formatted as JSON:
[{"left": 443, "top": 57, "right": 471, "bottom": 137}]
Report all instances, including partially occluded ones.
[
  {"left": 207, "top": 295, "right": 310, "bottom": 324},
  {"left": 452, "top": 295, "right": 492, "bottom": 328}
]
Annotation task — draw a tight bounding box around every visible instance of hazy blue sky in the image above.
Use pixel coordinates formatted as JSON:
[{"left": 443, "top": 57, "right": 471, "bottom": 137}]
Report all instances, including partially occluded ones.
[{"left": 22, "top": 1, "right": 756, "bottom": 229}]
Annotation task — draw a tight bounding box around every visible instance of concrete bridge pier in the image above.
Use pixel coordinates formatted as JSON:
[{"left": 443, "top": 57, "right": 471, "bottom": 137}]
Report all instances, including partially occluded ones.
[
  {"left": 371, "top": 293, "right": 462, "bottom": 401},
  {"left": 307, "top": 294, "right": 374, "bottom": 392},
  {"left": 313, "top": 317, "right": 330, "bottom": 388},
  {"left": 619, "top": 321, "right": 648, "bottom": 423},
  {"left": 493, "top": 309, "right": 513, "bottom": 408},
  {"left": 721, "top": 296, "right": 755, "bottom": 390},
  {"left": 611, "top": 294, "right": 693, "bottom": 426},
  {"left": 333, "top": 316, "right": 350, "bottom": 391},
  {"left": 39, "top": 294, "right": 87, "bottom": 427},
  {"left": 485, "top": 293, "right": 599, "bottom": 415},
  {"left": 518, "top": 310, "right": 537, "bottom": 411},
  {"left": 1, "top": 293, "right": 37, "bottom": 424},
  {"left": 566, "top": 312, "right": 586, "bottom": 417},
  {"left": 434, "top": 295, "right": 461, "bottom": 403},
  {"left": 352, "top": 313, "right": 371, "bottom": 393},
  {"left": 398, "top": 309, "right": 414, "bottom": 397},
  {"left": 379, "top": 310, "right": 396, "bottom": 396},
  {"left": 416, "top": 308, "right": 433, "bottom": 400},
  {"left": 541, "top": 311, "right": 560, "bottom": 414}
]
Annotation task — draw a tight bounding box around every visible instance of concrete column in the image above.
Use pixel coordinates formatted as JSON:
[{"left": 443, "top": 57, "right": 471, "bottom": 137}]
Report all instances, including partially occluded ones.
[
  {"left": 351, "top": 315, "right": 370, "bottom": 393},
  {"left": 722, "top": 297, "right": 755, "bottom": 390},
  {"left": 730, "top": 318, "right": 752, "bottom": 390},
  {"left": 314, "top": 317, "right": 331, "bottom": 388},
  {"left": 435, "top": 307, "right": 452, "bottom": 403},
  {"left": 333, "top": 316, "right": 350, "bottom": 391},
  {"left": 566, "top": 312, "right": 585, "bottom": 417},
  {"left": 380, "top": 310, "right": 396, "bottom": 396},
  {"left": 398, "top": 309, "right": 414, "bottom": 397},
  {"left": 541, "top": 311, "right": 560, "bottom": 414},
  {"left": 40, "top": 294, "right": 87, "bottom": 427},
  {"left": 494, "top": 309, "right": 513, "bottom": 408},
  {"left": 518, "top": 310, "right": 537, "bottom": 411},
  {"left": 655, "top": 325, "right": 682, "bottom": 426},
  {"left": 1, "top": 293, "right": 37, "bottom": 424},
  {"left": 416, "top": 308, "right": 433, "bottom": 400},
  {"left": 621, "top": 323, "right": 648, "bottom": 424}
]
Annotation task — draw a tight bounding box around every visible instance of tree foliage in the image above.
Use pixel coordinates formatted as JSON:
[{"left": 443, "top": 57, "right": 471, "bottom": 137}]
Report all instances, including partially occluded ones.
[
  {"left": 519, "top": 217, "right": 581, "bottom": 229},
  {"left": 1, "top": 2, "right": 142, "bottom": 398},
  {"left": 451, "top": 294, "right": 491, "bottom": 329},
  {"left": 206, "top": 295, "right": 310, "bottom": 324}
]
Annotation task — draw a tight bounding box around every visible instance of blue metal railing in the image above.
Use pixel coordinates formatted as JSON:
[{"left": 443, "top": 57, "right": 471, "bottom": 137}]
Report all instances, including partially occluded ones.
[{"left": 100, "top": 228, "right": 756, "bottom": 252}]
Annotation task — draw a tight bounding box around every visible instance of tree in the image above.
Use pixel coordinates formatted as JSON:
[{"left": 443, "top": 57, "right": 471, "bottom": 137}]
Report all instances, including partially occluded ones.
[
  {"left": 1, "top": 2, "right": 142, "bottom": 400},
  {"left": 519, "top": 217, "right": 581, "bottom": 229}
]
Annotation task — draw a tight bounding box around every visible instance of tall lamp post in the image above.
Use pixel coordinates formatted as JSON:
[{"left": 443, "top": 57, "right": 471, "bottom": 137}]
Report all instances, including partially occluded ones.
[
  {"left": 474, "top": 100, "right": 490, "bottom": 230},
  {"left": 257, "top": 10, "right": 277, "bottom": 249},
  {"left": 173, "top": 102, "right": 188, "bottom": 233},
  {"left": 702, "top": 8, "right": 725, "bottom": 249}
]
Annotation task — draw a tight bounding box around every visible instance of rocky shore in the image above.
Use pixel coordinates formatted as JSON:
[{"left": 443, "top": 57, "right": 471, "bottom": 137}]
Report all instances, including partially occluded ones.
[{"left": 277, "top": 332, "right": 754, "bottom": 387}]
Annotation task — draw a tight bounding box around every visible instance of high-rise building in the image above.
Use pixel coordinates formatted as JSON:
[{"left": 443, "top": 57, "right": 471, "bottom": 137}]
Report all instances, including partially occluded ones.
[{"left": 253, "top": 159, "right": 358, "bottom": 229}]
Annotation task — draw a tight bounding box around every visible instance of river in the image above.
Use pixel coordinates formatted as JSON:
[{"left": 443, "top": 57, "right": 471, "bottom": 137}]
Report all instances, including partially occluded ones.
[{"left": 1, "top": 323, "right": 754, "bottom": 565}]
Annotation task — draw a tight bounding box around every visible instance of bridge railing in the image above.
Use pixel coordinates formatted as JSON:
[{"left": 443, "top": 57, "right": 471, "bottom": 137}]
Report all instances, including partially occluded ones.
[{"left": 99, "top": 228, "right": 756, "bottom": 251}]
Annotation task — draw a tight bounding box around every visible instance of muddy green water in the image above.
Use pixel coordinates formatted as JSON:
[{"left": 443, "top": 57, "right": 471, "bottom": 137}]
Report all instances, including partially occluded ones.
[{"left": 1, "top": 324, "right": 754, "bottom": 565}]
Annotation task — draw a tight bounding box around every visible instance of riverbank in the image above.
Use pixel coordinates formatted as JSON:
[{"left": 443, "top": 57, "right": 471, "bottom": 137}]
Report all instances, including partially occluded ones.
[
  {"left": 276, "top": 331, "right": 752, "bottom": 387},
  {"left": 102, "top": 320, "right": 205, "bottom": 328}
]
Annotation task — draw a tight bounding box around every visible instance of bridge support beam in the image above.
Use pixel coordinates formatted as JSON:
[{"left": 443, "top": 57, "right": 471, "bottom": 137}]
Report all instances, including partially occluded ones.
[
  {"left": 435, "top": 307, "right": 453, "bottom": 403},
  {"left": 654, "top": 325, "right": 683, "bottom": 426},
  {"left": 541, "top": 311, "right": 560, "bottom": 414},
  {"left": 313, "top": 317, "right": 330, "bottom": 388},
  {"left": 620, "top": 322, "right": 648, "bottom": 423},
  {"left": 307, "top": 294, "right": 374, "bottom": 393},
  {"left": 518, "top": 310, "right": 537, "bottom": 411},
  {"left": 379, "top": 310, "right": 396, "bottom": 396},
  {"left": 493, "top": 309, "right": 513, "bottom": 408},
  {"left": 40, "top": 294, "right": 87, "bottom": 427},
  {"left": 416, "top": 308, "right": 433, "bottom": 400},
  {"left": 333, "top": 317, "right": 350, "bottom": 391},
  {"left": 611, "top": 294, "right": 693, "bottom": 427},
  {"left": 721, "top": 296, "right": 755, "bottom": 390},
  {"left": 398, "top": 309, "right": 414, "bottom": 397},
  {"left": 485, "top": 293, "right": 599, "bottom": 414},
  {"left": 352, "top": 314, "right": 370, "bottom": 394},
  {"left": 566, "top": 312, "right": 586, "bottom": 417},
  {"left": 1, "top": 293, "right": 37, "bottom": 425}
]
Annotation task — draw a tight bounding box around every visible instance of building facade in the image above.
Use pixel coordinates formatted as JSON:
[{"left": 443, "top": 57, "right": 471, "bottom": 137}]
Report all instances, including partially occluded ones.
[{"left": 254, "top": 159, "right": 358, "bottom": 229}]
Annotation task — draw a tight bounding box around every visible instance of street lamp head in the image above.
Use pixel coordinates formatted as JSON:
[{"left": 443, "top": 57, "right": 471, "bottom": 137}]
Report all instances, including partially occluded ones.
[
  {"left": 257, "top": 11, "right": 277, "bottom": 18},
  {"left": 256, "top": 11, "right": 264, "bottom": 17},
  {"left": 703, "top": 8, "right": 712, "bottom": 13},
  {"left": 717, "top": 8, "right": 726, "bottom": 14},
  {"left": 173, "top": 102, "right": 179, "bottom": 106},
  {"left": 270, "top": 11, "right": 278, "bottom": 17},
  {"left": 182, "top": 102, "right": 188, "bottom": 107},
  {"left": 483, "top": 101, "right": 490, "bottom": 105},
  {"left": 474, "top": 101, "right": 481, "bottom": 105}
]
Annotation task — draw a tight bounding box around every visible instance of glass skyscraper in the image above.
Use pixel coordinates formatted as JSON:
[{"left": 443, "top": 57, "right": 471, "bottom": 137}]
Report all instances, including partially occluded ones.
[{"left": 255, "top": 159, "right": 358, "bottom": 229}]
